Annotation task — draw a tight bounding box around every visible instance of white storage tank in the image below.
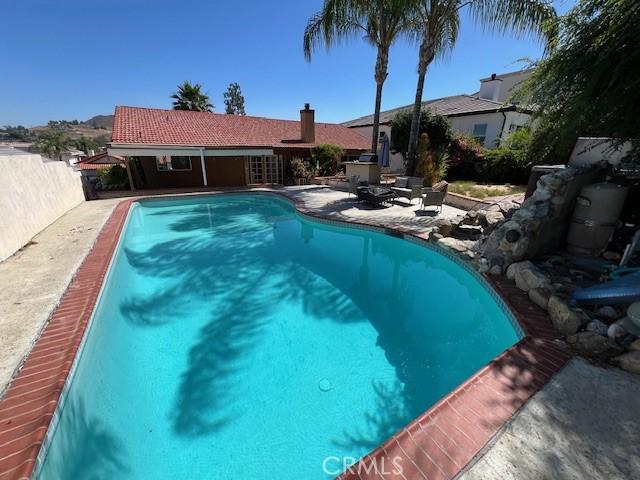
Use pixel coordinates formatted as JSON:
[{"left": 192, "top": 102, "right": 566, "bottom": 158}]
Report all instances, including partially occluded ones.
[{"left": 567, "top": 182, "right": 628, "bottom": 255}]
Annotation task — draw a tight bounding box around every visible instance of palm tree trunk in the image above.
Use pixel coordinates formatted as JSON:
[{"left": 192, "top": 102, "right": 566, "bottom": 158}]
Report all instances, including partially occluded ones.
[
  {"left": 406, "top": 40, "right": 435, "bottom": 175},
  {"left": 371, "top": 45, "right": 390, "bottom": 154}
]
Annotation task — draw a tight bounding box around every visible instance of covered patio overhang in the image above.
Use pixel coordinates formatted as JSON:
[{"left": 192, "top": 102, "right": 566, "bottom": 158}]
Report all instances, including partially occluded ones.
[{"left": 107, "top": 144, "right": 274, "bottom": 187}]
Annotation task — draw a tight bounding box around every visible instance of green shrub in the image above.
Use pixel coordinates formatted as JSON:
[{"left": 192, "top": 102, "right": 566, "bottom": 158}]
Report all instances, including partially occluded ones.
[
  {"left": 477, "top": 147, "right": 531, "bottom": 184},
  {"left": 290, "top": 158, "right": 314, "bottom": 179},
  {"left": 311, "top": 144, "right": 344, "bottom": 176},
  {"left": 390, "top": 110, "right": 452, "bottom": 161},
  {"left": 414, "top": 133, "right": 448, "bottom": 185},
  {"left": 447, "top": 134, "right": 484, "bottom": 180},
  {"left": 97, "top": 165, "right": 129, "bottom": 187}
]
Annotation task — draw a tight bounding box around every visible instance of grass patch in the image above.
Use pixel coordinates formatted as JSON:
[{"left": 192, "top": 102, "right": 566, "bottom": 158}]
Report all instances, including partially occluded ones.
[{"left": 448, "top": 181, "right": 526, "bottom": 199}]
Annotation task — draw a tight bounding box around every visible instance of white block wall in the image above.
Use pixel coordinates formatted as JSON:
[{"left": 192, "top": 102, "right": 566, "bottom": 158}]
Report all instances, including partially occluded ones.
[{"left": 0, "top": 152, "right": 85, "bottom": 261}]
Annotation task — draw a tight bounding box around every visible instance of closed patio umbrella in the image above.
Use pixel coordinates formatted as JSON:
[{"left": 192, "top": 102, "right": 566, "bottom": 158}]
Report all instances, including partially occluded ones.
[{"left": 378, "top": 132, "right": 390, "bottom": 168}]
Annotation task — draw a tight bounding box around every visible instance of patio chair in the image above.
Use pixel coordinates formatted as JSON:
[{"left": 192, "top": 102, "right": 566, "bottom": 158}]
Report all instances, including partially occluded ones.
[
  {"left": 390, "top": 176, "right": 424, "bottom": 203},
  {"left": 421, "top": 181, "right": 449, "bottom": 213},
  {"left": 421, "top": 190, "right": 446, "bottom": 213}
]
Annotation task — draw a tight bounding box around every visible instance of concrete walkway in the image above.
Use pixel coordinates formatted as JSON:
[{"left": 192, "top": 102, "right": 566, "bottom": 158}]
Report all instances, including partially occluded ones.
[
  {"left": 0, "top": 198, "right": 120, "bottom": 393},
  {"left": 458, "top": 357, "right": 640, "bottom": 480}
]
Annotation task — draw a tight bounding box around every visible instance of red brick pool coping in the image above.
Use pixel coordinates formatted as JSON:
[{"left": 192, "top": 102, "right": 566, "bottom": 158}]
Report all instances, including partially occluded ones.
[{"left": 0, "top": 192, "right": 571, "bottom": 480}]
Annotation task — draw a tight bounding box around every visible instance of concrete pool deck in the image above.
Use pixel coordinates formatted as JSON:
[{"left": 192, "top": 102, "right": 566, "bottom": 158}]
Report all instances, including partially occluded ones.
[
  {"left": 457, "top": 357, "right": 640, "bottom": 480},
  {"left": 0, "top": 187, "right": 637, "bottom": 480},
  {"left": 0, "top": 198, "right": 121, "bottom": 394}
]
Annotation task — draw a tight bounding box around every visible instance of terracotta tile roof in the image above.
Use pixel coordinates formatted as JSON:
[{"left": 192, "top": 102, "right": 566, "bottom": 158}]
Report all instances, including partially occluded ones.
[
  {"left": 111, "top": 106, "right": 370, "bottom": 151},
  {"left": 75, "top": 152, "right": 125, "bottom": 170}
]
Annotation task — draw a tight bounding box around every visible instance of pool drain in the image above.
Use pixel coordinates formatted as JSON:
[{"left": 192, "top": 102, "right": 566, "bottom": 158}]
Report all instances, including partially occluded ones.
[{"left": 319, "top": 379, "right": 332, "bottom": 392}]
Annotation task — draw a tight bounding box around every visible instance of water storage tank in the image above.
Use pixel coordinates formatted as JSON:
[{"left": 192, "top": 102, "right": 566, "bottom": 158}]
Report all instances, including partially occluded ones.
[{"left": 567, "top": 182, "right": 628, "bottom": 255}]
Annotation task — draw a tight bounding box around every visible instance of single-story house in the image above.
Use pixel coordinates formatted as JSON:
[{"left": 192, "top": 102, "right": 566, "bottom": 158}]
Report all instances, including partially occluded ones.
[
  {"left": 107, "top": 104, "right": 369, "bottom": 189},
  {"left": 74, "top": 152, "right": 128, "bottom": 180},
  {"left": 342, "top": 69, "right": 535, "bottom": 172}
]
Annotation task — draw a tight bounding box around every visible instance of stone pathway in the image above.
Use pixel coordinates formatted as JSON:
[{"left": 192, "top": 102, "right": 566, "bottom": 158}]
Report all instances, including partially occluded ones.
[{"left": 457, "top": 357, "right": 640, "bottom": 480}]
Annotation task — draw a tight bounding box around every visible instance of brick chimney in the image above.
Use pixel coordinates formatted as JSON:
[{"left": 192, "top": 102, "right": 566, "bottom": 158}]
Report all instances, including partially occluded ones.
[{"left": 300, "top": 103, "right": 315, "bottom": 143}]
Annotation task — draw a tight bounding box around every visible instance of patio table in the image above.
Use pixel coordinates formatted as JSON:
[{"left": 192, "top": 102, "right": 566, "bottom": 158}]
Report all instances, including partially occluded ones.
[{"left": 357, "top": 186, "right": 397, "bottom": 207}]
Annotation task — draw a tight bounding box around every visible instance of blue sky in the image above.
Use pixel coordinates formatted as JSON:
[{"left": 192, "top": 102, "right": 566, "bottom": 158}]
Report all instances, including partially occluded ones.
[{"left": 0, "top": 0, "right": 574, "bottom": 126}]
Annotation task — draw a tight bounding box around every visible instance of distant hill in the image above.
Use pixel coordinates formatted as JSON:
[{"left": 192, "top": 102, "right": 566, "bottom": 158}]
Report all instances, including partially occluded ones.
[
  {"left": 82, "top": 114, "right": 114, "bottom": 130},
  {"left": 27, "top": 114, "right": 114, "bottom": 141}
]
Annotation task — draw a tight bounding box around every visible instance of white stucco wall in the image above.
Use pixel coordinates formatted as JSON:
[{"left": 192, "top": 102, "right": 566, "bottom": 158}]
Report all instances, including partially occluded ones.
[
  {"left": 351, "top": 110, "right": 533, "bottom": 172},
  {"left": 0, "top": 152, "right": 85, "bottom": 261},
  {"left": 449, "top": 112, "right": 506, "bottom": 147}
]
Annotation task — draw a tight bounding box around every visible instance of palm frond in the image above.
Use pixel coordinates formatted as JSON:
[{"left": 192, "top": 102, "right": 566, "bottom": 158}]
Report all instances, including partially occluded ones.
[{"left": 465, "top": 0, "right": 556, "bottom": 45}]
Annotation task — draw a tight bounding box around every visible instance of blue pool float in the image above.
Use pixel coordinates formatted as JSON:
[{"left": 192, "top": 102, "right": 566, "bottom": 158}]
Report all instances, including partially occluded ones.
[{"left": 572, "top": 270, "right": 640, "bottom": 305}]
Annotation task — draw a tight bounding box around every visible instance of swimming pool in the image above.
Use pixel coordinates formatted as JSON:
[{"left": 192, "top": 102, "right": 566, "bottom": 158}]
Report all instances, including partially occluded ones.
[{"left": 36, "top": 194, "right": 521, "bottom": 479}]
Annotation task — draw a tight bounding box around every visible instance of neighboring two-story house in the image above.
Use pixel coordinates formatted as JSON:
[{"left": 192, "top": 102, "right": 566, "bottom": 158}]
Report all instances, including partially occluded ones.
[{"left": 342, "top": 69, "right": 534, "bottom": 172}]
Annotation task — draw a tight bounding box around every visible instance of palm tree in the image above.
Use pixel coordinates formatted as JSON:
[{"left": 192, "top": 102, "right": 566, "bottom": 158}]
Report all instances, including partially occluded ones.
[
  {"left": 171, "top": 81, "right": 214, "bottom": 112},
  {"left": 404, "top": 0, "right": 556, "bottom": 175},
  {"left": 35, "top": 131, "right": 69, "bottom": 161},
  {"left": 304, "top": 0, "right": 415, "bottom": 153}
]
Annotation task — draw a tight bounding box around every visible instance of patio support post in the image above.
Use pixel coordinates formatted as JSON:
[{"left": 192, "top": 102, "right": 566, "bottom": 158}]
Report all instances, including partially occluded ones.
[
  {"left": 125, "top": 156, "right": 135, "bottom": 191},
  {"left": 200, "top": 148, "right": 208, "bottom": 187}
]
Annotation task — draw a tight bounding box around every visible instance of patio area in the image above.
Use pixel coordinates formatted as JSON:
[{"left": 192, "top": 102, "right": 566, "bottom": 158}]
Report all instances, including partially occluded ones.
[{"left": 282, "top": 185, "right": 465, "bottom": 235}]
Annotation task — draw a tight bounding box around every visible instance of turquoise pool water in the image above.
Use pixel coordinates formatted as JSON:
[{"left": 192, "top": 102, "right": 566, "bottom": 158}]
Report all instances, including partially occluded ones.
[{"left": 36, "top": 194, "right": 520, "bottom": 479}]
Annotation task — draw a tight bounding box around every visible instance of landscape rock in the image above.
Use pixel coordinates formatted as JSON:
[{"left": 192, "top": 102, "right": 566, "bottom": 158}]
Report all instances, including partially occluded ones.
[
  {"left": 506, "top": 260, "right": 535, "bottom": 281},
  {"left": 529, "top": 287, "right": 552, "bottom": 310},
  {"left": 496, "top": 200, "right": 520, "bottom": 217},
  {"left": 548, "top": 295, "right": 587, "bottom": 335},
  {"left": 462, "top": 211, "right": 480, "bottom": 226},
  {"left": 597, "top": 306, "right": 620, "bottom": 321},
  {"left": 611, "top": 351, "right": 640, "bottom": 374},
  {"left": 478, "top": 209, "right": 505, "bottom": 227},
  {"left": 489, "top": 264, "right": 503, "bottom": 275},
  {"left": 585, "top": 319, "right": 609, "bottom": 336},
  {"left": 566, "top": 332, "right": 624, "bottom": 358},
  {"left": 429, "top": 232, "right": 444, "bottom": 242},
  {"left": 437, "top": 237, "right": 476, "bottom": 254},
  {"left": 628, "top": 339, "right": 640, "bottom": 352},
  {"left": 515, "top": 266, "right": 550, "bottom": 293},
  {"left": 433, "top": 218, "right": 453, "bottom": 237}
]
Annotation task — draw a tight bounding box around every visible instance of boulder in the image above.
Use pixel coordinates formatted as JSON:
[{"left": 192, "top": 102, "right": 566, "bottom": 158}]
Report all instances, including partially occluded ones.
[
  {"left": 566, "top": 332, "right": 624, "bottom": 358},
  {"left": 611, "top": 351, "right": 640, "bottom": 374},
  {"left": 496, "top": 200, "right": 520, "bottom": 217},
  {"left": 489, "top": 264, "right": 503, "bottom": 276},
  {"left": 462, "top": 211, "right": 480, "bottom": 226},
  {"left": 514, "top": 265, "right": 550, "bottom": 293},
  {"left": 585, "top": 319, "right": 609, "bottom": 336},
  {"left": 548, "top": 295, "right": 587, "bottom": 335},
  {"left": 433, "top": 218, "right": 453, "bottom": 237},
  {"left": 506, "top": 260, "right": 535, "bottom": 281},
  {"left": 529, "top": 287, "right": 552, "bottom": 310},
  {"left": 429, "top": 232, "right": 444, "bottom": 242},
  {"left": 437, "top": 237, "right": 476, "bottom": 254},
  {"left": 608, "top": 318, "right": 640, "bottom": 347},
  {"left": 628, "top": 339, "right": 640, "bottom": 352},
  {"left": 597, "top": 306, "right": 620, "bottom": 321}
]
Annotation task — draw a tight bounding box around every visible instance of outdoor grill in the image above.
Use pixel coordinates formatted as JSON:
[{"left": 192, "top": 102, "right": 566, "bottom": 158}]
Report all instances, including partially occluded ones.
[{"left": 357, "top": 153, "right": 378, "bottom": 163}]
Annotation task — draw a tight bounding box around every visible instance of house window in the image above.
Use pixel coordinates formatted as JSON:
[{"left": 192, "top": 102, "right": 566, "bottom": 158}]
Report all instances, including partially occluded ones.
[
  {"left": 472, "top": 124, "right": 488, "bottom": 145},
  {"left": 156, "top": 155, "right": 192, "bottom": 171}
]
